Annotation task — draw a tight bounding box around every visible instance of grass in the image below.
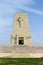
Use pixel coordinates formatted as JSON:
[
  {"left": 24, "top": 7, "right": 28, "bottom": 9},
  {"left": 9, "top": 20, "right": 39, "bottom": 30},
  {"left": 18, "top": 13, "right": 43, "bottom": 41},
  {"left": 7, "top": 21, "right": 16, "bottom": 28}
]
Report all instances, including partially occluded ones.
[{"left": 0, "top": 58, "right": 43, "bottom": 65}]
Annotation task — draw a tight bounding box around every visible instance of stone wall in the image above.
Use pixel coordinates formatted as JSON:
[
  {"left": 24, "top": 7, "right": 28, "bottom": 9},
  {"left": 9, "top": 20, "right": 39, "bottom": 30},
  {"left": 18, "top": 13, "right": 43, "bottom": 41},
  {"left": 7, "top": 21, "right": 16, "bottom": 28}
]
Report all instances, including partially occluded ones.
[{"left": 0, "top": 46, "right": 43, "bottom": 58}]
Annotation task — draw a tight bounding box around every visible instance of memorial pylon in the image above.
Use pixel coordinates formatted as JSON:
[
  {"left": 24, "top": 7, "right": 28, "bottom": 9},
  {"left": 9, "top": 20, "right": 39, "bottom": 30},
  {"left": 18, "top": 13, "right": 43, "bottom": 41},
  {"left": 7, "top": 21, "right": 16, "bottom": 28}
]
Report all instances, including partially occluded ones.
[{"left": 11, "top": 13, "right": 32, "bottom": 46}]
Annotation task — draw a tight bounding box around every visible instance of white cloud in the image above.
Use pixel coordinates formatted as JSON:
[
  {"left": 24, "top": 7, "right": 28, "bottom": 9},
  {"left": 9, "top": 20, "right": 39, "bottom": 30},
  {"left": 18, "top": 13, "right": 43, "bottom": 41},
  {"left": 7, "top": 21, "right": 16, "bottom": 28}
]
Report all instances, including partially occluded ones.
[
  {"left": 0, "top": 0, "right": 39, "bottom": 18},
  {"left": 28, "top": 8, "right": 43, "bottom": 15},
  {"left": 18, "top": 6, "right": 43, "bottom": 16},
  {"left": 1, "top": 0, "right": 42, "bottom": 16},
  {"left": 2, "top": 0, "right": 35, "bottom": 5}
]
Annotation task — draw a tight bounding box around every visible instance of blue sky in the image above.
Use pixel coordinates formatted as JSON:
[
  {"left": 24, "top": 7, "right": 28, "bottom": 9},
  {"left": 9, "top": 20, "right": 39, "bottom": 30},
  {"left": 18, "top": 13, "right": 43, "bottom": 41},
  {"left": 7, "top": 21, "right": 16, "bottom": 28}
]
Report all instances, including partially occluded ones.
[{"left": 0, "top": 0, "right": 43, "bottom": 46}]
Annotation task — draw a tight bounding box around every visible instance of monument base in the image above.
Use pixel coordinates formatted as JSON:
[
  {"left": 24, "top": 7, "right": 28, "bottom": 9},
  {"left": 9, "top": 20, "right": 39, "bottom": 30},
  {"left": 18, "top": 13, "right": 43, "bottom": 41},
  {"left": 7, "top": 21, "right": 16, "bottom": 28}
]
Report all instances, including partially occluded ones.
[{"left": 10, "top": 45, "right": 32, "bottom": 58}]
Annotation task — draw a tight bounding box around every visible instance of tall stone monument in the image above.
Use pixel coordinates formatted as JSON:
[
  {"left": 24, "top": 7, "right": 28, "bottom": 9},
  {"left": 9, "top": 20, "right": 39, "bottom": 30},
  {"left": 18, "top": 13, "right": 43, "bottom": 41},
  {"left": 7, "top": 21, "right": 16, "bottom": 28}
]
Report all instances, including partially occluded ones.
[{"left": 11, "top": 13, "right": 32, "bottom": 46}]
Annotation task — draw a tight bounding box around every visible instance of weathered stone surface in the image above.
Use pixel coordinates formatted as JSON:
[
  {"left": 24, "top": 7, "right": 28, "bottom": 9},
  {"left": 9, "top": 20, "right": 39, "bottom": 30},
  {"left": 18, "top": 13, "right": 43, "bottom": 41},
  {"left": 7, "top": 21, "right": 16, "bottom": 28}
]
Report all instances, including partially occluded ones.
[{"left": 11, "top": 13, "right": 32, "bottom": 46}]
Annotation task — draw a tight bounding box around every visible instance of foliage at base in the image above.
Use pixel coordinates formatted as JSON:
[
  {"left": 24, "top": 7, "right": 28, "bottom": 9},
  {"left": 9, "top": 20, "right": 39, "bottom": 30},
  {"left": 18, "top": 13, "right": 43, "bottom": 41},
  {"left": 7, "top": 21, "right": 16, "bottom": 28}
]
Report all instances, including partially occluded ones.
[{"left": 0, "top": 58, "right": 43, "bottom": 65}]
